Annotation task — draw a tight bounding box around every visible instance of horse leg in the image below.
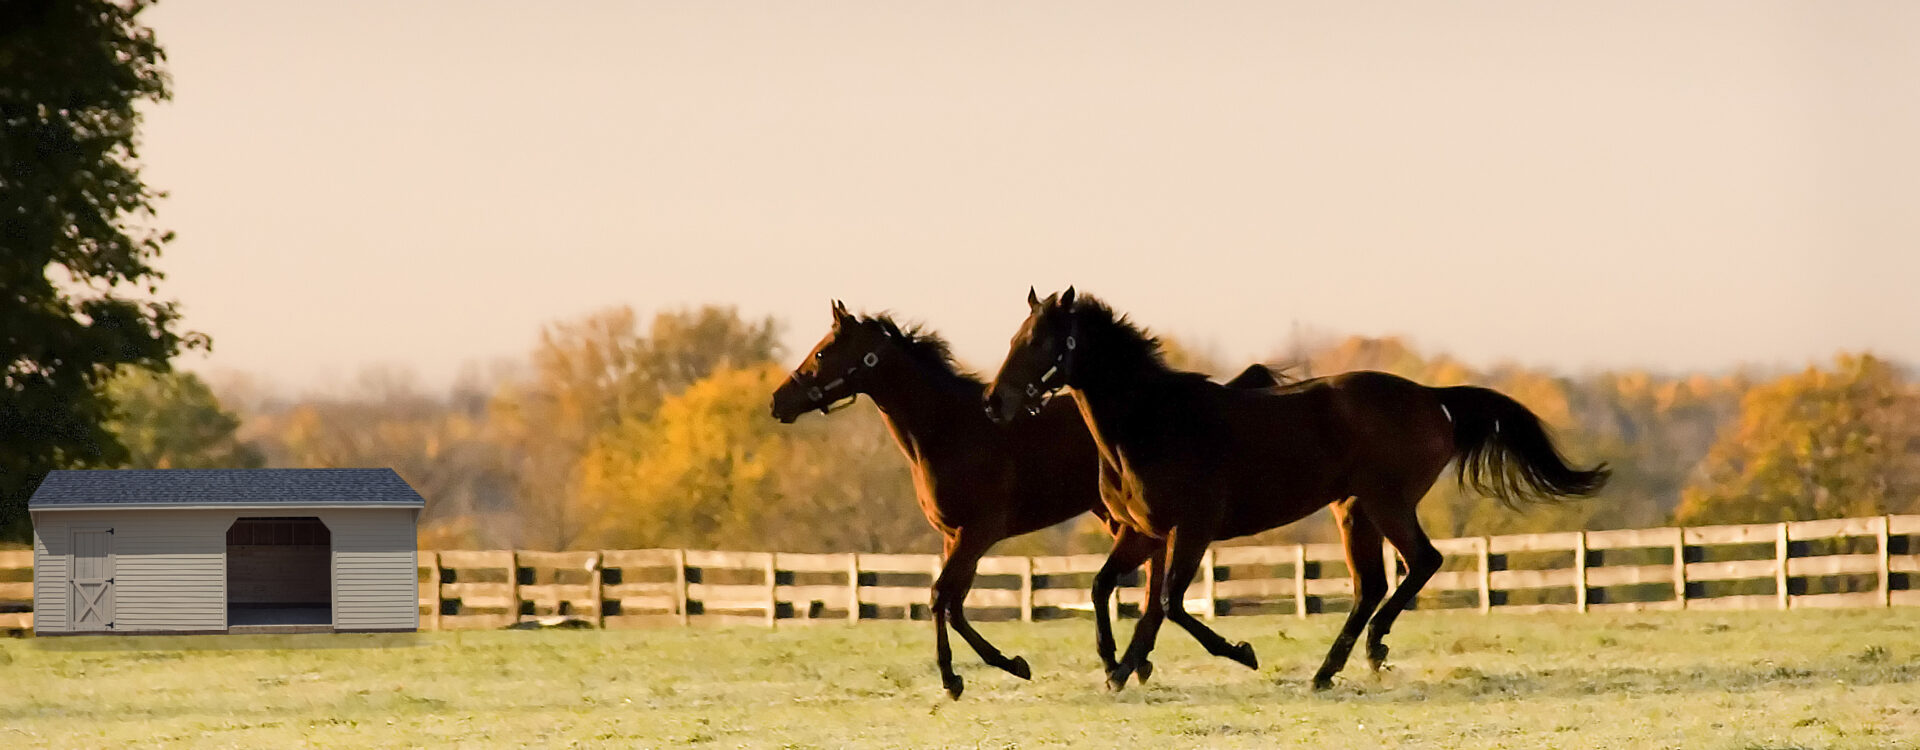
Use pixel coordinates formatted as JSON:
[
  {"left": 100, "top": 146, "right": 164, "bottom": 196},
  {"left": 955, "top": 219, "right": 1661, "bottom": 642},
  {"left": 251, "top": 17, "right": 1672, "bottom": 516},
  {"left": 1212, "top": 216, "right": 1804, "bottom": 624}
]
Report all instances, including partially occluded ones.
[
  {"left": 931, "top": 535, "right": 966, "bottom": 699},
  {"left": 1160, "top": 526, "right": 1259, "bottom": 670},
  {"left": 941, "top": 531, "right": 1033, "bottom": 681},
  {"left": 1106, "top": 537, "right": 1172, "bottom": 692},
  {"left": 1362, "top": 504, "right": 1444, "bottom": 674},
  {"left": 1312, "top": 502, "right": 1390, "bottom": 691},
  {"left": 1092, "top": 527, "right": 1158, "bottom": 678}
]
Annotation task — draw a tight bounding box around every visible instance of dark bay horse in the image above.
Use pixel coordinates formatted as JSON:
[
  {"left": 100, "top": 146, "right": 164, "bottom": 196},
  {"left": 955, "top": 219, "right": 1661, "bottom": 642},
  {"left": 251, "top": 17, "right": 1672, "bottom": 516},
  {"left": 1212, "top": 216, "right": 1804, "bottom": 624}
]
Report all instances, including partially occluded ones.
[
  {"left": 985, "top": 288, "right": 1610, "bottom": 692},
  {"left": 770, "top": 301, "right": 1279, "bottom": 698}
]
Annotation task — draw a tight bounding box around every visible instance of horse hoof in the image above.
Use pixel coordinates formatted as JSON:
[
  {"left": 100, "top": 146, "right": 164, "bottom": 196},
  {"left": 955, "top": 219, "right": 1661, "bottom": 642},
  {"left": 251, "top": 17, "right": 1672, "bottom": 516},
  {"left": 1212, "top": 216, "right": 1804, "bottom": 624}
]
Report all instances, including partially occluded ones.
[
  {"left": 1229, "top": 641, "right": 1259, "bottom": 670},
  {"left": 1311, "top": 673, "right": 1335, "bottom": 692},
  {"left": 944, "top": 674, "right": 965, "bottom": 700},
  {"left": 1135, "top": 660, "right": 1154, "bottom": 684},
  {"left": 1105, "top": 667, "right": 1131, "bottom": 693},
  {"left": 1007, "top": 656, "right": 1032, "bottom": 681},
  {"left": 1366, "top": 643, "right": 1390, "bottom": 672}
]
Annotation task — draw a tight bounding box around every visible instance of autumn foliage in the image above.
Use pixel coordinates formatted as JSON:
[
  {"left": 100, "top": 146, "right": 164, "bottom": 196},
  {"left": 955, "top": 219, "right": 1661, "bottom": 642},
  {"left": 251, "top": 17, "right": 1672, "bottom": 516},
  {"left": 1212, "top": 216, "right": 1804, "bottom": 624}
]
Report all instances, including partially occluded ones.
[{"left": 98, "top": 307, "right": 1920, "bottom": 553}]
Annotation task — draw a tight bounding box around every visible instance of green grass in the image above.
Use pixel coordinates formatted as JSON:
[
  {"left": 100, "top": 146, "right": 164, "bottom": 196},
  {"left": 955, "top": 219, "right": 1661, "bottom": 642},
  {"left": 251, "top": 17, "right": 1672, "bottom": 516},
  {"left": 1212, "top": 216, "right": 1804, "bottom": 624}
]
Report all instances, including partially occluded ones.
[{"left": 5, "top": 609, "right": 1919, "bottom": 748}]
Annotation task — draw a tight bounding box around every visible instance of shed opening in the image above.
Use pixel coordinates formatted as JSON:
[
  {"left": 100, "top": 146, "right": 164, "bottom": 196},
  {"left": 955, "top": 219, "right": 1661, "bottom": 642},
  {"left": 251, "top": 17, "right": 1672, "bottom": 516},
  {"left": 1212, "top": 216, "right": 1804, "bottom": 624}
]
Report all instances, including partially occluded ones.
[{"left": 227, "top": 517, "right": 331, "bottom": 628}]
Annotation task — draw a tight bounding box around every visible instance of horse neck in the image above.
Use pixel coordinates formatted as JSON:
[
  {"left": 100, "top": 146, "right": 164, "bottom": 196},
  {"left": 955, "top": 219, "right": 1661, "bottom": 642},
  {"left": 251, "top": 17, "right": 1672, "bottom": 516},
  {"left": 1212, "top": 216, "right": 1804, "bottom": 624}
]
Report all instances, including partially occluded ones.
[
  {"left": 860, "top": 357, "right": 982, "bottom": 461},
  {"left": 1065, "top": 347, "right": 1162, "bottom": 467}
]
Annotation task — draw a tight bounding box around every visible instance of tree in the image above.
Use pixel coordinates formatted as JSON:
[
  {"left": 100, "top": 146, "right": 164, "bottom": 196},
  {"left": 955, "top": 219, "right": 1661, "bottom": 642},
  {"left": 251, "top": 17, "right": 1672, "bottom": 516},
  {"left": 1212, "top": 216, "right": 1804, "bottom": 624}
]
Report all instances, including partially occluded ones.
[
  {"left": 1677, "top": 353, "right": 1920, "bottom": 524},
  {"left": 105, "top": 368, "right": 262, "bottom": 470},
  {"left": 489, "top": 305, "right": 779, "bottom": 549},
  {"left": 2, "top": 0, "right": 204, "bottom": 540},
  {"left": 579, "top": 363, "right": 934, "bottom": 553},
  {"left": 579, "top": 365, "right": 790, "bottom": 549}
]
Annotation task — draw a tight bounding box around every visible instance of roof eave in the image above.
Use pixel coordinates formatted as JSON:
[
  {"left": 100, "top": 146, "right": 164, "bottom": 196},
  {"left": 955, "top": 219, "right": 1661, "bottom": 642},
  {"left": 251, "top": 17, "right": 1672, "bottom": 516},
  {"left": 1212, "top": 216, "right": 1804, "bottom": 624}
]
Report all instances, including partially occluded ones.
[{"left": 30, "top": 502, "right": 426, "bottom": 512}]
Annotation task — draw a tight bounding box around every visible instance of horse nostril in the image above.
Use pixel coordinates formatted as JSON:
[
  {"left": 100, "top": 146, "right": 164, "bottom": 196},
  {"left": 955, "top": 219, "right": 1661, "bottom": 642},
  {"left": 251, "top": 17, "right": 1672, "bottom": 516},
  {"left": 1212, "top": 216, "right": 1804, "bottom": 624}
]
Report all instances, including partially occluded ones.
[{"left": 987, "top": 392, "right": 1014, "bottom": 423}]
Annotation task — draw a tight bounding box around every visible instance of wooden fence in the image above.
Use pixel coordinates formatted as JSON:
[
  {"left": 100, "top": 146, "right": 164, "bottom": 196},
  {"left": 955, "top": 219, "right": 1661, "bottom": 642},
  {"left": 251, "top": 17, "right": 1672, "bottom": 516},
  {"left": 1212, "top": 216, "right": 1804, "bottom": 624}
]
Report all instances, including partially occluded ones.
[
  {"left": 2, "top": 515, "right": 1916, "bottom": 631},
  {"left": 419, "top": 515, "right": 1920, "bottom": 628}
]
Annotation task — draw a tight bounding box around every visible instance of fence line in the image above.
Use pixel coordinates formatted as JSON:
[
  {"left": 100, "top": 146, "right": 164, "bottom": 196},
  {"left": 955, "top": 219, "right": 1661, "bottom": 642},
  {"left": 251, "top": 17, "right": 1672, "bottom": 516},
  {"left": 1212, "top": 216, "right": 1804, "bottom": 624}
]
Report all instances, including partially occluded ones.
[{"left": 1, "top": 515, "right": 1916, "bottom": 631}]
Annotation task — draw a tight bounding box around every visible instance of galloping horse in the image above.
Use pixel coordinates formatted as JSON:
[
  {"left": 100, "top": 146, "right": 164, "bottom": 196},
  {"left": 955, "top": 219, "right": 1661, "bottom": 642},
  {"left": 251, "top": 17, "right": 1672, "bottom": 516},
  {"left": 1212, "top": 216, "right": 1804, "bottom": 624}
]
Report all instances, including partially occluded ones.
[
  {"left": 771, "top": 301, "right": 1279, "bottom": 698},
  {"left": 985, "top": 288, "right": 1609, "bottom": 692}
]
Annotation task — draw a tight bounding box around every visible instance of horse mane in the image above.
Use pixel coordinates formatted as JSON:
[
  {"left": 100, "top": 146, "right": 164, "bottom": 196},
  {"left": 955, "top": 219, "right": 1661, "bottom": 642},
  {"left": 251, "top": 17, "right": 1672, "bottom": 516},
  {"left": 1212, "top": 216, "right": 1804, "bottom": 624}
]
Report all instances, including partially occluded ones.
[
  {"left": 860, "top": 314, "right": 985, "bottom": 388},
  {"left": 1068, "top": 294, "right": 1209, "bottom": 384}
]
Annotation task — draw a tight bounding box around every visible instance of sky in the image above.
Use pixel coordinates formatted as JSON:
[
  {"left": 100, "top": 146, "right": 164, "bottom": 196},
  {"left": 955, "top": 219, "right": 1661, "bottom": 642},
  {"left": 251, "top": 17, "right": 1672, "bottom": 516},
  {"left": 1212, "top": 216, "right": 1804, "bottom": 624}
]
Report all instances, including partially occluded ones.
[{"left": 133, "top": 1, "right": 1920, "bottom": 392}]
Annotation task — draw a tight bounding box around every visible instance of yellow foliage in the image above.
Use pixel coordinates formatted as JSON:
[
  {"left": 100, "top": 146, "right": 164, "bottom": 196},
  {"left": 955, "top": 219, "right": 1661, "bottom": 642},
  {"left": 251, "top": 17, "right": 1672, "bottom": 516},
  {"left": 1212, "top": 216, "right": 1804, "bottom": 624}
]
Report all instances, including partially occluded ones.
[
  {"left": 1676, "top": 353, "right": 1920, "bottom": 523},
  {"left": 579, "top": 364, "right": 789, "bottom": 549}
]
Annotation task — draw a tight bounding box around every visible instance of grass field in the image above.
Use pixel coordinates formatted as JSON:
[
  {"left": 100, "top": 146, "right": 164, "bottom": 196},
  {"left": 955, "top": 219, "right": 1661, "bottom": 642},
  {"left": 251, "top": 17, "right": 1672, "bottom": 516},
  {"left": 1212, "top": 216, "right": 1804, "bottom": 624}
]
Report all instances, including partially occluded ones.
[{"left": 4, "top": 609, "right": 1919, "bottom": 749}]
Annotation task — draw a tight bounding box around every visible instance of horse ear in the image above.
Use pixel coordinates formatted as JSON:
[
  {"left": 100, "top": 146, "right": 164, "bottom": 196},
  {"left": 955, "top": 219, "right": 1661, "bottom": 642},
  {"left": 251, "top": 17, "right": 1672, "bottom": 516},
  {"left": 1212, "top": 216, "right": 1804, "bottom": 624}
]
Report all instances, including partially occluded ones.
[
  {"left": 831, "top": 299, "right": 851, "bottom": 324},
  {"left": 1027, "top": 287, "right": 1041, "bottom": 310},
  {"left": 1060, "top": 286, "right": 1076, "bottom": 308}
]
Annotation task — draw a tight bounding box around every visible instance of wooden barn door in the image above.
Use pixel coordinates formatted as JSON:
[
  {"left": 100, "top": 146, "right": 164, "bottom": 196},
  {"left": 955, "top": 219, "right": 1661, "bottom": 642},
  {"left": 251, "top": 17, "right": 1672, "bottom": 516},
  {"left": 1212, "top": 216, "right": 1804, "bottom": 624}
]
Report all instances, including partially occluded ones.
[{"left": 70, "top": 527, "right": 115, "bottom": 631}]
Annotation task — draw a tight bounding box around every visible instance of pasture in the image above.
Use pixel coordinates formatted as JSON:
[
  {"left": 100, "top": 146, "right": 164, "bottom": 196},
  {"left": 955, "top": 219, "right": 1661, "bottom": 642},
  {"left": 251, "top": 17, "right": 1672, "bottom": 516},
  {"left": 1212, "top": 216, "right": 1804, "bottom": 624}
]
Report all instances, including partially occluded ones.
[{"left": 5, "top": 609, "right": 1918, "bottom": 749}]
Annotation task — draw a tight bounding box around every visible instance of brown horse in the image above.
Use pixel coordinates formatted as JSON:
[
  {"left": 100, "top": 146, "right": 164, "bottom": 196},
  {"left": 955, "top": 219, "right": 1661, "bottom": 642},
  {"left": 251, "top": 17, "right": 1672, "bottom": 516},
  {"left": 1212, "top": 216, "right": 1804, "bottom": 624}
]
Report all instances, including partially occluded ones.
[
  {"left": 985, "top": 288, "right": 1610, "bottom": 692},
  {"left": 770, "top": 301, "right": 1278, "bottom": 699}
]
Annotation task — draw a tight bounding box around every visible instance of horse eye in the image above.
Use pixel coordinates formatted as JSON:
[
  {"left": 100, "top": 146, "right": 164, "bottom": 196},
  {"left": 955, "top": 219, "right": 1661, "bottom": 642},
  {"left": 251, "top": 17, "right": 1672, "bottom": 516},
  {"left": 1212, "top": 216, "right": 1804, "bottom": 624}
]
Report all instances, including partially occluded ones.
[{"left": 813, "top": 351, "right": 824, "bottom": 360}]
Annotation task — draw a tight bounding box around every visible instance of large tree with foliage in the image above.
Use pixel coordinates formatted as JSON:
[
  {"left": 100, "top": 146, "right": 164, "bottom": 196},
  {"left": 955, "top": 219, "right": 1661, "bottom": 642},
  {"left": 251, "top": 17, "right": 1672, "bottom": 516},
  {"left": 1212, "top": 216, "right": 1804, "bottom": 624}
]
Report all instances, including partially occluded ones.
[
  {"left": 105, "top": 368, "right": 260, "bottom": 470},
  {"left": 489, "top": 305, "right": 779, "bottom": 549},
  {"left": 2, "top": 0, "right": 203, "bottom": 540},
  {"left": 579, "top": 363, "right": 934, "bottom": 553},
  {"left": 1677, "top": 353, "right": 1919, "bottom": 523}
]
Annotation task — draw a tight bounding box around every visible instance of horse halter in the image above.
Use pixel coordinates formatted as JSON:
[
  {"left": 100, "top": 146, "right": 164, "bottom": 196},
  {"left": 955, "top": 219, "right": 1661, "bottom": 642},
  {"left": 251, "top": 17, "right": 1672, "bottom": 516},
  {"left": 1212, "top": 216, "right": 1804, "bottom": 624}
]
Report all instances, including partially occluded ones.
[
  {"left": 1020, "top": 328, "right": 1077, "bottom": 415},
  {"left": 793, "top": 349, "right": 881, "bottom": 414}
]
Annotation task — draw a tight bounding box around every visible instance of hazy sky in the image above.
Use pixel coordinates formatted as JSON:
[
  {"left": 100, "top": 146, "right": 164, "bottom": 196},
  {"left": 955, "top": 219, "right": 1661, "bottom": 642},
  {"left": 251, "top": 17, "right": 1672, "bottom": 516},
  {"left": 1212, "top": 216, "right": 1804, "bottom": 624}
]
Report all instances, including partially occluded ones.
[{"left": 134, "top": 2, "right": 1919, "bottom": 391}]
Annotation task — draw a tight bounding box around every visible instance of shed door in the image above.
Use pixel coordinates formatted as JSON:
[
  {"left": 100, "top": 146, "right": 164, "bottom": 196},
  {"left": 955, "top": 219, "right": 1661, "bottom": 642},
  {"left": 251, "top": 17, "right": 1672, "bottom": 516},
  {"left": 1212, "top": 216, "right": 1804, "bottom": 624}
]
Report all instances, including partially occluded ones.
[{"left": 70, "top": 528, "right": 115, "bottom": 631}]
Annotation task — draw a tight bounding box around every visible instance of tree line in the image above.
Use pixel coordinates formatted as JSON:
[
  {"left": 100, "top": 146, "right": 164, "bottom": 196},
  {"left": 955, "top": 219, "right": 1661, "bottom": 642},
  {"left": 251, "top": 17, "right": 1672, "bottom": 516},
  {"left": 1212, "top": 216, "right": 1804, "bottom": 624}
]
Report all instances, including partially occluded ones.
[{"left": 27, "top": 303, "right": 1913, "bottom": 554}]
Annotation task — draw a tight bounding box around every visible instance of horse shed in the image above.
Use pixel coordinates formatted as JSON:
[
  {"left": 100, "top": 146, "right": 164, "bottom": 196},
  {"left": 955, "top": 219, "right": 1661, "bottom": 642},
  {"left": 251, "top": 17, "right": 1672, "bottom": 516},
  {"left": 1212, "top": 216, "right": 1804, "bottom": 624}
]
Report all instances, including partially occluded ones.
[{"left": 29, "top": 468, "right": 422, "bottom": 635}]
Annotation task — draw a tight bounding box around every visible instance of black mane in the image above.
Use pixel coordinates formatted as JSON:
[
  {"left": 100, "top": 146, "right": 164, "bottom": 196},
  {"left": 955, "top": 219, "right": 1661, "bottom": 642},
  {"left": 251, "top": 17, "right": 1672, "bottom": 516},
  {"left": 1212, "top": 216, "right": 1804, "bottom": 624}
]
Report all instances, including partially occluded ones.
[
  {"left": 1067, "top": 294, "right": 1207, "bottom": 383},
  {"left": 861, "top": 314, "right": 985, "bottom": 387}
]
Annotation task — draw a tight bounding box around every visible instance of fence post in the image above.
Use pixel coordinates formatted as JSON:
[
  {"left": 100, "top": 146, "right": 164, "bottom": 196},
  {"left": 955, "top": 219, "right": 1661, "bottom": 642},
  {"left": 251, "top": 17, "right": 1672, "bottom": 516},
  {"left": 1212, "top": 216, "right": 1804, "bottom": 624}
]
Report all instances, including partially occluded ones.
[
  {"left": 674, "top": 549, "right": 690, "bottom": 626},
  {"left": 1673, "top": 527, "right": 1688, "bottom": 610},
  {"left": 1020, "top": 556, "right": 1035, "bottom": 623},
  {"left": 588, "top": 551, "right": 604, "bottom": 628},
  {"left": 1775, "top": 522, "right": 1791, "bottom": 611},
  {"left": 1878, "top": 515, "right": 1893, "bottom": 608},
  {"left": 766, "top": 553, "right": 779, "bottom": 628},
  {"left": 1200, "top": 548, "right": 1217, "bottom": 621},
  {"left": 1477, "top": 537, "right": 1492, "bottom": 615},
  {"left": 848, "top": 553, "right": 862, "bottom": 624},
  {"left": 1574, "top": 531, "right": 1588, "bottom": 613},
  {"left": 426, "top": 551, "right": 442, "bottom": 632},
  {"left": 1293, "top": 544, "right": 1308, "bottom": 620},
  {"left": 510, "top": 551, "right": 524, "bottom": 626}
]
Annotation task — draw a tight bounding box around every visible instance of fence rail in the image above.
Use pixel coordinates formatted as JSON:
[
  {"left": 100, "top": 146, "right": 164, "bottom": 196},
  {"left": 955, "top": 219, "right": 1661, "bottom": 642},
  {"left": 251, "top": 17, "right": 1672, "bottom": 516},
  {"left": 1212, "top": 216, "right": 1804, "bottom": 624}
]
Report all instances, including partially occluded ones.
[{"left": 2, "top": 515, "right": 1916, "bottom": 631}]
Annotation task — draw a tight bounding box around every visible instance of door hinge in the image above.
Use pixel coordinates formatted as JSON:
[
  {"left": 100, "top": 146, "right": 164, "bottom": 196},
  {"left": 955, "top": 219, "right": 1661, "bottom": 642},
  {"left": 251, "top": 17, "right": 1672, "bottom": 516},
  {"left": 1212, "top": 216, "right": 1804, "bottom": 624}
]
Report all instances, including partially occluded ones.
[
  {"left": 105, "top": 528, "right": 114, "bottom": 534},
  {"left": 106, "top": 577, "right": 115, "bottom": 584}
]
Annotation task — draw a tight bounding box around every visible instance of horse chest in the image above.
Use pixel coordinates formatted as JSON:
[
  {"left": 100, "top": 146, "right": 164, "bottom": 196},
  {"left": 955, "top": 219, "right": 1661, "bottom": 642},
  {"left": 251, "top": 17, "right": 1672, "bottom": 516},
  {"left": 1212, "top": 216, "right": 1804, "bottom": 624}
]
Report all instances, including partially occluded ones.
[{"left": 1098, "top": 460, "right": 1166, "bottom": 536}]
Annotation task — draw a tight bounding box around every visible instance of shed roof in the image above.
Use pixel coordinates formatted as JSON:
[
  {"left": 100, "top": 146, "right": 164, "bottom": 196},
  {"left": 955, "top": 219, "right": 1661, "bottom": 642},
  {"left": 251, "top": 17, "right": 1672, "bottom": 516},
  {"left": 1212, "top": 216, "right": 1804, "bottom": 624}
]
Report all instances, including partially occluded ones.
[{"left": 28, "top": 469, "right": 426, "bottom": 510}]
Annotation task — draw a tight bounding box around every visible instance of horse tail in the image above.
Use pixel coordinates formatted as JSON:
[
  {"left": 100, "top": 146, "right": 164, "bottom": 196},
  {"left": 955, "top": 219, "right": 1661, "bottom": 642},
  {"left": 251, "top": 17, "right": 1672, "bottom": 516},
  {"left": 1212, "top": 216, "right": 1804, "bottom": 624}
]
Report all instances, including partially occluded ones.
[{"left": 1434, "top": 386, "right": 1610, "bottom": 508}]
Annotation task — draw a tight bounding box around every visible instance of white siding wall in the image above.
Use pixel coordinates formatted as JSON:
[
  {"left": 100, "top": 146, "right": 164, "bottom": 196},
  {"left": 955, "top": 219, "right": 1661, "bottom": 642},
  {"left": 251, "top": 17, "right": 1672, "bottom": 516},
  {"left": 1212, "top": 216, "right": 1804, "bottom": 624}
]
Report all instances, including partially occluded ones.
[
  {"left": 321, "top": 508, "right": 419, "bottom": 631},
  {"left": 31, "top": 513, "right": 68, "bottom": 633},
  {"left": 93, "top": 510, "right": 228, "bottom": 632}
]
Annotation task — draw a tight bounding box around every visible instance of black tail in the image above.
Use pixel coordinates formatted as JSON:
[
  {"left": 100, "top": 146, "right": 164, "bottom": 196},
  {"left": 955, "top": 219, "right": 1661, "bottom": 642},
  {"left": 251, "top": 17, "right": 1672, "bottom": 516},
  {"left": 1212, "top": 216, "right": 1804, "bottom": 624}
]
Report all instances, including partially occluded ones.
[{"left": 1435, "top": 386, "right": 1610, "bottom": 508}]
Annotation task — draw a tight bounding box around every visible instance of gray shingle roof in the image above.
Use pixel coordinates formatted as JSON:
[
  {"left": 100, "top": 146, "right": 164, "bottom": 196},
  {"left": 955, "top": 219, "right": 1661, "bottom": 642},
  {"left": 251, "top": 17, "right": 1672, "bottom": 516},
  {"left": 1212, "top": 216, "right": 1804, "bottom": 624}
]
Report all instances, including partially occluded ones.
[{"left": 29, "top": 469, "right": 426, "bottom": 509}]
